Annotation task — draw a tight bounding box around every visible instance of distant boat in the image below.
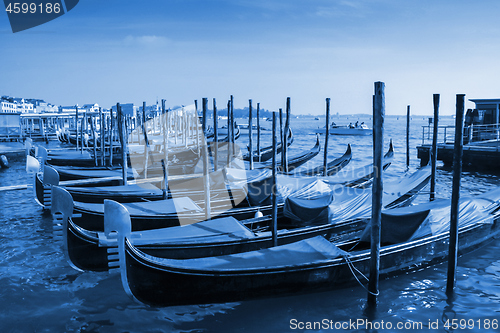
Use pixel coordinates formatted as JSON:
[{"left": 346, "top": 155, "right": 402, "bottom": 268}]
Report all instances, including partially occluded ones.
[
  {"left": 315, "top": 122, "right": 372, "bottom": 136},
  {"left": 314, "top": 117, "right": 320, "bottom": 120}
]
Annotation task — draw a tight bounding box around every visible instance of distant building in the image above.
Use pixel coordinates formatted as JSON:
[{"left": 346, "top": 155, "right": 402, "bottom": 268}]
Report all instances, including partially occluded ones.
[
  {"left": 59, "top": 103, "right": 101, "bottom": 113},
  {"left": 81, "top": 103, "right": 100, "bottom": 113},
  {"left": 0, "top": 96, "right": 34, "bottom": 113},
  {"left": 27, "top": 99, "right": 58, "bottom": 113},
  {"left": 59, "top": 105, "right": 78, "bottom": 113}
]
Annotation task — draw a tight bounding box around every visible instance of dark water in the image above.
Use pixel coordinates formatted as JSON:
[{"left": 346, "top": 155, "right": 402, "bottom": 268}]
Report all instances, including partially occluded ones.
[{"left": 1, "top": 116, "right": 499, "bottom": 333}]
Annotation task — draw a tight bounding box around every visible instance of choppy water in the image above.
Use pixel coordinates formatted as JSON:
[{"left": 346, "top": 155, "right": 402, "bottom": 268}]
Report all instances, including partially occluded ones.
[{"left": 1, "top": 115, "right": 499, "bottom": 333}]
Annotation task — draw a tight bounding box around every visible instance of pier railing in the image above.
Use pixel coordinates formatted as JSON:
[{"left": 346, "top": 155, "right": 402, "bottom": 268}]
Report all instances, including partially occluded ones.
[{"left": 421, "top": 123, "right": 500, "bottom": 150}]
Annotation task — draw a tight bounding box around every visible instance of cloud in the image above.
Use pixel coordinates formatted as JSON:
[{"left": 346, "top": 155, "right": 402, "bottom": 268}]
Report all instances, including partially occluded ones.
[{"left": 123, "top": 35, "right": 171, "bottom": 47}]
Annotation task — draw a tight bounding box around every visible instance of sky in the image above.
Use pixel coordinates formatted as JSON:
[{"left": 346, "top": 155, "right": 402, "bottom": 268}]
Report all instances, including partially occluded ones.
[{"left": 1, "top": 0, "right": 500, "bottom": 115}]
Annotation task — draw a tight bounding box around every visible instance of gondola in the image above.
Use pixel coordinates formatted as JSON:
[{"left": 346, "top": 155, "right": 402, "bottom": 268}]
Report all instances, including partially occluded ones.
[
  {"left": 206, "top": 126, "right": 240, "bottom": 143},
  {"left": 33, "top": 140, "right": 201, "bottom": 169},
  {"left": 254, "top": 134, "right": 321, "bottom": 171},
  {"left": 117, "top": 188, "right": 500, "bottom": 306},
  {"left": 35, "top": 164, "right": 243, "bottom": 206},
  {"left": 242, "top": 128, "right": 293, "bottom": 162},
  {"left": 286, "top": 144, "right": 352, "bottom": 177},
  {"left": 52, "top": 165, "right": 431, "bottom": 271},
  {"left": 322, "top": 140, "right": 393, "bottom": 188}
]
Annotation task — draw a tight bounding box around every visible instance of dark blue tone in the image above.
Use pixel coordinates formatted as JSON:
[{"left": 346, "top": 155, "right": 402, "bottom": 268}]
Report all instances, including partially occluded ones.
[{"left": 0, "top": 116, "right": 499, "bottom": 332}]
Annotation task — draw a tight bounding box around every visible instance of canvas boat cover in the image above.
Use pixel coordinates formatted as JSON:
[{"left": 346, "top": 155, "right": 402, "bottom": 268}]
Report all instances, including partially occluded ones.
[
  {"left": 127, "top": 216, "right": 258, "bottom": 246},
  {"left": 238, "top": 149, "right": 398, "bottom": 208},
  {"left": 48, "top": 150, "right": 93, "bottom": 159},
  {"left": 140, "top": 236, "right": 347, "bottom": 271},
  {"left": 53, "top": 165, "right": 137, "bottom": 179},
  {"left": 75, "top": 196, "right": 202, "bottom": 216},
  {"left": 283, "top": 166, "right": 431, "bottom": 226},
  {"left": 358, "top": 188, "right": 500, "bottom": 245},
  {"left": 67, "top": 183, "right": 162, "bottom": 197}
]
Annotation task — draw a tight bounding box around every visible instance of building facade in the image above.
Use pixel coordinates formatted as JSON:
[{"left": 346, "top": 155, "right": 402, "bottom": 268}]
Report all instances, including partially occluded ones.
[{"left": 1, "top": 96, "right": 34, "bottom": 113}]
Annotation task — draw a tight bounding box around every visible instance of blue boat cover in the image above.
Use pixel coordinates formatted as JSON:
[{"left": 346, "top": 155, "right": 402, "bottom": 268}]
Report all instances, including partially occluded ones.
[
  {"left": 283, "top": 166, "right": 431, "bottom": 226},
  {"left": 54, "top": 165, "right": 136, "bottom": 179},
  {"left": 141, "top": 236, "right": 347, "bottom": 271},
  {"left": 75, "top": 196, "right": 202, "bottom": 216},
  {"left": 130, "top": 216, "right": 257, "bottom": 245},
  {"left": 359, "top": 190, "right": 498, "bottom": 244},
  {"left": 67, "top": 183, "right": 162, "bottom": 196}
]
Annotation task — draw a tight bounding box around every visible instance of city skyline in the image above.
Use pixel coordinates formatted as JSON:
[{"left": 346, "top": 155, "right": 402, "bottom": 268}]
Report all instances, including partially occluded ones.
[{"left": 1, "top": 0, "right": 500, "bottom": 115}]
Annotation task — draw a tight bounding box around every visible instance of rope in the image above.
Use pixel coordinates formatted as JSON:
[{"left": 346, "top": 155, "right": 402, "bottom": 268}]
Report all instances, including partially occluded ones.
[{"left": 343, "top": 254, "right": 379, "bottom": 296}]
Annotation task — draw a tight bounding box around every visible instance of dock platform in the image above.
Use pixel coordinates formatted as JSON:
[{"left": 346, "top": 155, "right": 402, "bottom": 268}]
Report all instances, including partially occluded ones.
[{"left": 417, "top": 141, "right": 500, "bottom": 169}]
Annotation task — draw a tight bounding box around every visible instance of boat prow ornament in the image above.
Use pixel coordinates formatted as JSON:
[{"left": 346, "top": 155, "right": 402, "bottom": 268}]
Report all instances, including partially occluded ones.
[{"left": 51, "top": 186, "right": 73, "bottom": 243}]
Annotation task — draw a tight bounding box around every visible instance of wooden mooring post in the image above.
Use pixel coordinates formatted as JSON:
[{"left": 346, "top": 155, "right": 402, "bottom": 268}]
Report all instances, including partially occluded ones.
[
  {"left": 194, "top": 100, "right": 199, "bottom": 155},
  {"left": 161, "top": 99, "right": 166, "bottom": 154},
  {"left": 430, "top": 94, "right": 440, "bottom": 201},
  {"left": 75, "top": 105, "right": 79, "bottom": 152},
  {"left": 324, "top": 98, "right": 330, "bottom": 176},
  {"left": 117, "top": 103, "right": 128, "bottom": 186},
  {"left": 230, "top": 95, "right": 235, "bottom": 147},
  {"left": 282, "top": 98, "right": 291, "bottom": 173},
  {"left": 202, "top": 98, "right": 208, "bottom": 136},
  {"left": 90, "top": 114, "right": 97, "bottom": 167},
  {"left": 109, "top": 108, "right": 114, "bottom": 167},
  {"left": 100, "top": 108, "right": 105, "bottom": 167},
  {"left": 141, "top": 102, "right": 150, "bottom": 179},
  {"left": 213, "top": 98, "right": 218, "bottom": 171},
  {"left": 279, "top": 108, "right": 283, "bottom": 150},
  {"left": 249, "top": 99, "right": 254, "bottom": 170},
  {"left": 256, "top": 103, "right": 261, "bottom": 162},
  {"left": 226, "top": 99, "right": 231, "bottom": 166},
  {"left": 271, "top": 111, "right": 278, "bottom": 247},
  {"left": 368, "top": 81, "right": 385, "bottom": 305},
  {"left": 203, "top": 133, "right": 211, "bottom": 220},
  {"left": 446, "top": 94, "right": 465, "bottom": 297},
  {"left": 406, "top": 105, "right": 410, "bottom": 169},
  {"left": 80, "top": 108, "right": 85, "bottom": 152}
]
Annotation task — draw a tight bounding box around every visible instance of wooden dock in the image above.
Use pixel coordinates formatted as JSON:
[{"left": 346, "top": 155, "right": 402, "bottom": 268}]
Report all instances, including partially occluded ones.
[{"left": 417, "top": 140, "right": 500, "bottom": 169}]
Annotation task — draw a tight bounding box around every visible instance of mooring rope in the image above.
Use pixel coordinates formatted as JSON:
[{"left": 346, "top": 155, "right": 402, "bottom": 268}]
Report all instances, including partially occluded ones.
[{"left": 343, "top": 254, "right": 379, "bottom": 296}]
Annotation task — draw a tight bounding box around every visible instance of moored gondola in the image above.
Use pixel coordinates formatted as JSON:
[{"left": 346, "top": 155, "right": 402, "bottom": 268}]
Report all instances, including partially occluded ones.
[
  {"left": 286, "top": 144, "right": 352, "bottom": 177},
  {"left": 253, "top": 134, "right": 321, "bottom": 171},
  {"left": 117, "top": 188, "right": 500, "bottom": 306},
  {"left": 243, "top": 128, "right": 293, "bottom": 162}
]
